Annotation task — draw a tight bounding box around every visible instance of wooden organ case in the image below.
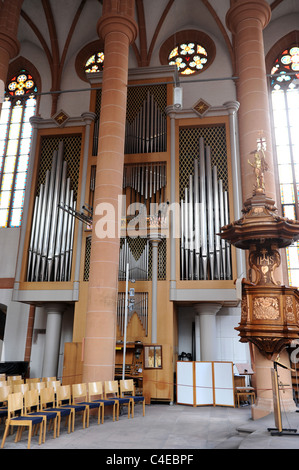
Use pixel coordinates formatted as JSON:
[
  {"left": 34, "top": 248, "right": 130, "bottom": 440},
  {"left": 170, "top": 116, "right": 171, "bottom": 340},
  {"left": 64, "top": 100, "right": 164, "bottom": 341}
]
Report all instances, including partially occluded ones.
[{"left": 81, "top": 78, "right": 237, "bottom": 404}]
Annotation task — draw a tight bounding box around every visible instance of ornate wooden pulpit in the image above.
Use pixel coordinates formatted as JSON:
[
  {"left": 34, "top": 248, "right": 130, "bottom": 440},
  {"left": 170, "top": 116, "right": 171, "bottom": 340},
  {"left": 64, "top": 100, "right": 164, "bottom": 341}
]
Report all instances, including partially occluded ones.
[{"left": 220, "top": 140, "right": 299, "bottom": 359}]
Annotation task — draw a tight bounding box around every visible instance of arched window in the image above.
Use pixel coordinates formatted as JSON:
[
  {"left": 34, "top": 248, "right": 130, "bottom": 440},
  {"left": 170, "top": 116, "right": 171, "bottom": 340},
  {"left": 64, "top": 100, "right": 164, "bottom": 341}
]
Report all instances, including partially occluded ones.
[
  {"left": 159, "top": 30, "right": 216, "bottom": 76},
  {"left": 168, "top": 42, "right": 208, "bottom": 75},
  {"left": 0, "top": 70, "right": 37, "bottom": 228},
  {"left": 84, "top": 52, "right": 104, "bottom": 74},
  {"left": 270, "top": 46, "right": 299, "bottom": 285}
]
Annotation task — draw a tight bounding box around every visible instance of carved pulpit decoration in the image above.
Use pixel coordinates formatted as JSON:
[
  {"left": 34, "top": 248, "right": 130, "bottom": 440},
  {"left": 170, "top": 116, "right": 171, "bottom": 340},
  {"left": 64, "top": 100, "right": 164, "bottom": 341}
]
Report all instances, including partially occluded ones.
[
  {"left": 220, "top": 138, "right": 299, "bottom": 359},
  {"left": 248, "top": 137, "right": 268, "bottom": 195}
]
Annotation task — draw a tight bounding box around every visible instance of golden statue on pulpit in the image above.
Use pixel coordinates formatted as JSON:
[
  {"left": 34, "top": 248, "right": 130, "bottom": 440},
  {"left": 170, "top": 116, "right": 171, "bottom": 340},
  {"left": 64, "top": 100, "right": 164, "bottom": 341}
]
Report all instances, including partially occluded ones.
[
  {"left": 248, "top": 148, "right": 268, "bottom": 193},
  {"left": 248, "top": 137, "right": 268, "bottom": 194}
]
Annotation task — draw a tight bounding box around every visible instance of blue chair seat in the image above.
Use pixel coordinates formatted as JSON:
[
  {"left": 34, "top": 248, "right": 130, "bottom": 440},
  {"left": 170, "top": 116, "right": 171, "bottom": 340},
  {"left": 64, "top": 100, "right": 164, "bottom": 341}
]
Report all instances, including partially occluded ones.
[
  {"left": 46, "top": 407, "right": 71, "bottom": 417},
  {"left": 77, "top": 401, "right": 101, "bottom": 409},
  {"left": 29, "top": 411, "right": 58, "bottom": 419},
  {"left": 12, "top": 415, "right": 44, "bottom": 425},
  {"left": 93, "top": 399, "right": 116, "bottom": 406},
  {"left": 60, "top": 403, "right": 86, "bottom": 411},
  {"left": 116, "top": 397, "right": 131, "bottom": 404},
  {"left": 131, "top": 396, "right": 145, "bottom": 402}
]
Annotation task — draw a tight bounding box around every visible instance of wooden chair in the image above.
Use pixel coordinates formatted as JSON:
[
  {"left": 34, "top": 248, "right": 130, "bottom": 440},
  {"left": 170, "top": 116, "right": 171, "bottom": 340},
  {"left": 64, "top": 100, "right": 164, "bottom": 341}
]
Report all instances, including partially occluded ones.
[
  {"left": 26, "top": 378, "right": 40, "bottom": 384},
  {"left": 0, "top": 385, "right": 11, "bottom": 423},
  {"left": 47, "top": 380, "right": 61, "bottom": 391},
  {"left": 7, "top": 376, "right": 23, "bottom": 387},
  {"left": 104, "top": 380, "right": 131, "bottom": 420},
  {"left": 56, "top": 385, "right": 86, "bottom": 432},
  {"left": 119, "top": 379, "right": 145, "bottom": 417},
  {"left": 13, "top": 383, "right": 29, "bottom": 394},
  {"left": 39, "top": 387, "right": 72, "bottom": 436},
  {"left": 24, "top": 389, "right": 47, "bottom": 443},
  {"left": 235, "top": 387, "right": 255, "bottom": 407},
  {"left": 46, "top": 380, "right": 61, "bottom": 405},
  {"left": 30, "top": 381, "right": 46, "bottom": 392},
  {"left": 0, "top": 374, "right": 6, "bottom": 381},
  {"left": 0, "top": 380, "right": 8, "bottom": 387},
  {"left": 25, "top": 389, "right": 58, "bottom": 440},
  {"left": 88, "top": 381, "right": 117, "bottom": 423},
  {"left": 7, "top": 375, "right": 22, "bottom": 381},
  {"left": 42, "top": 377, "right": 56, "bottom": 383},
  {"left": 7, "top": 379, "right": 24, "bottom": 387},
  {"left": 72, "top": 383, "right": 102, "bottom": 427},
  {"left": 1, "top": 392, "right": 44, "bottom": 449}
]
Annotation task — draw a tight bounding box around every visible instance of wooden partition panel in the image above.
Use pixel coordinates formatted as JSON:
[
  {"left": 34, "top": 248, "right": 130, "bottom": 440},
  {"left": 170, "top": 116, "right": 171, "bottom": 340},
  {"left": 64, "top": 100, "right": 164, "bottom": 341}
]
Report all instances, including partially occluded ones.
[
  {"left": 176, "top": 361, "right": 194, "bottom": 405},
  {"left": 195, "top": 361, "right": 214, "bottom": 406},
  {"left": 176, "top": 361, "right": 235, "bottom": 407}
]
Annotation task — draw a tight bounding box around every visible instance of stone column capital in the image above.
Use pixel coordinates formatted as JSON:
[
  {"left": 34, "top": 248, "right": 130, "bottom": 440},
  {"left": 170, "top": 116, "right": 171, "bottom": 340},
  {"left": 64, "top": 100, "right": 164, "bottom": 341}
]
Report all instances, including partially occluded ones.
[
  {"left": 223, "top": 100, "right": 240, "bottom": 115},
  {"left": 44, "top": 303, "right": 66, "bottom": 314},
  {"left": 226, "top": 0, "right": 271, "bottom": 34},
  {"left": 193, "top": 303, "right": 222, "bottom": 316},
  {"left": 81, "top": 111, "right": 97, "bottom": 125},
  {"left": 97, "top": 13, "right": 138, "bottom": 44}
]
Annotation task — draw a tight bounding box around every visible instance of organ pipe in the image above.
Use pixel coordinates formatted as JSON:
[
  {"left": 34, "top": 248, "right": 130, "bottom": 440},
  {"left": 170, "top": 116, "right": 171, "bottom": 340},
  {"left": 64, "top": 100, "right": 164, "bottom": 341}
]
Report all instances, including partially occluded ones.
[
  {"left": 27, "top": 141, "right": 76, "bottom": 282},
  {"left": 180, "top": 137, "right": 232, "bottom": 281},
  {"left": 117, "top": 291, "right": 148, "bottom": 336},
  {"left": 125, "top": 90, "right": 166, "bottom": 154}
]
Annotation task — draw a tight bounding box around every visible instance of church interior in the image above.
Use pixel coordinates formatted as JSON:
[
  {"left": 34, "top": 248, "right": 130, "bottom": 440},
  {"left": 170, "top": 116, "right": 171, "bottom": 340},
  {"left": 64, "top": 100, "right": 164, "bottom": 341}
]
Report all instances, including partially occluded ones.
[{"left": 1, "top": 0, "right": 299, "bottom": 447}]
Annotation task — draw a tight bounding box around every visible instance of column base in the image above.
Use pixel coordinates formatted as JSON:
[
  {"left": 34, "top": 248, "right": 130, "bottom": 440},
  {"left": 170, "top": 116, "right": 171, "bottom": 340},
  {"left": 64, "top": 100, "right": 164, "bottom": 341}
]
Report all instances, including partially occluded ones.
[{"left": 251, "top": 397, "right": 297, "bottom": 420}]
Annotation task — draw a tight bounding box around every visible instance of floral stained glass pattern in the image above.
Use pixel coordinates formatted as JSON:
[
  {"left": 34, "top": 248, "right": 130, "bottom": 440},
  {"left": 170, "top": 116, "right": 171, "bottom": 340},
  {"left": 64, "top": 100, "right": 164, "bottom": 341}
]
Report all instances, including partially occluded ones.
[
  {"left": 0, "top": 70, "right": 37, "bottom": 227},
  {"left": 85, "top": 52, "right": 104, "bottom": 74},
  {"left": 271, "top": 47, "right": 299, "bottom": 90},
  {"left": 168, "top": 43, "right": 208, "bottom": 75}
]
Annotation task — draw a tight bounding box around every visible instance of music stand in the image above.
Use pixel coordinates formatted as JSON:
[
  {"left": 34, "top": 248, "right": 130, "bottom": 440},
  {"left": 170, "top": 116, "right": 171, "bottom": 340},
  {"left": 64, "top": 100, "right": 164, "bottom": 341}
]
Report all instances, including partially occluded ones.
[{"left": 267, "top": 358, "right": 299, "bottom": 436}]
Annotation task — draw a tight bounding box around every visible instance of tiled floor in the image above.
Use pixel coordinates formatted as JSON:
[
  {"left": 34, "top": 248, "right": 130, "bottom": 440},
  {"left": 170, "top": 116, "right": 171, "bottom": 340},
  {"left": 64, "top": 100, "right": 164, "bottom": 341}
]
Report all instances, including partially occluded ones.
[{"left": 2, "top": 402, "right": 299, "bottom": 450}]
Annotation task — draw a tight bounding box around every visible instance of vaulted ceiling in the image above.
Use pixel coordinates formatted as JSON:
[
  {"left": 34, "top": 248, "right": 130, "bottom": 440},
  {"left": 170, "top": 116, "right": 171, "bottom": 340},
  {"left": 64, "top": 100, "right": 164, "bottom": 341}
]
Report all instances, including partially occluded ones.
[{"left": 16, "top": 0, "right": 299, "bottom": 99}]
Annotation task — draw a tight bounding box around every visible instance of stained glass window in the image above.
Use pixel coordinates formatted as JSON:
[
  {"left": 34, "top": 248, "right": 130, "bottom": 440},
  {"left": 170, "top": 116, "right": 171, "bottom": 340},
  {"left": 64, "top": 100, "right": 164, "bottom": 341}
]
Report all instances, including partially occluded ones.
[
  {"left": 271, "top": 47, "right": 299, "bottom": 91},
  {"left": 85, "top": 52, "right": 104, "bottom": 74},
  {"left": 0, "top": 70, "right": 37, "bottom": 228},
  {"left": 168, "top": 43, "right": 208, "bottom": 75},
  {"left": 270, "top": 46, "right": 299, "bottom": 286}
]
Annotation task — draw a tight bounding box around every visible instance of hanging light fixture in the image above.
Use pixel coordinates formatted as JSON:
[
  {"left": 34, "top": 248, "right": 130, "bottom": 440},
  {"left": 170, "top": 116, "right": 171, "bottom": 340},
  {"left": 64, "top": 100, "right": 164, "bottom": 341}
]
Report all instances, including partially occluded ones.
[{"left": 173, "top": 63, "right": 183, "bottom": 108}]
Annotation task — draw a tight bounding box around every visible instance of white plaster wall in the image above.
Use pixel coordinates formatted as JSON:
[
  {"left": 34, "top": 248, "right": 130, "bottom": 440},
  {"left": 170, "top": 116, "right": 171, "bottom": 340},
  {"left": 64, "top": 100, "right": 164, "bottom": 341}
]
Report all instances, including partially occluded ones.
[
  {"left": 0, "top": 289, "right": 29, "bottom": 361},
  {"left": 0, "top": 228, "right": 20, "bottom": 278},
  {"left": 177, "top": 305, "right": 250, "bottom": 366}
]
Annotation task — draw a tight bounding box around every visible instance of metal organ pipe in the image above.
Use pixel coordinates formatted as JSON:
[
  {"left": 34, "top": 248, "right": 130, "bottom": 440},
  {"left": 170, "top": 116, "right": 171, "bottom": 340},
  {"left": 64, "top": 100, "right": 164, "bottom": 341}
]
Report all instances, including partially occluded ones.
[
  {"left": 199, "top": 137, "right": 208, "bottom": 280},
  {"left": 27, "top": 142, "right": 77, "bottom": 282},
  {"left": 180, "top": 138, "right": 231, "bottom": 281},
  {"left": 125, "top": 90, "right": 166, "bottom": 154},
  {"left": 117, "top": 291, "right": 148, "bottom": 336}
]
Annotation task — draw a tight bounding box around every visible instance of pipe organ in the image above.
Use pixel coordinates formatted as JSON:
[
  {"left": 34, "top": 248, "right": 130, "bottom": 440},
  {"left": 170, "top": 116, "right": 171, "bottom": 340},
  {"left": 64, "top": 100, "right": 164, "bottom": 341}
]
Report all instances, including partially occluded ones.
[
  {"left": 119, "top": 162, "right": 167, "bottom": 282},
  {"left": 180, "top": 136, "right": 231, "bottom": 281},
  {"left": 119, "top": 237, "right": 149, "bottom": 281},
  {"left": 117, "top": 292, "right": 148, "bottom": 336},
  {"left": 27, "top": 141, "right": 76, "bottom": 282},
  {"left": 123, "top": 162, "right": 167, "bottom": 214},
  {"left": 125, "top": 90, "right": 167, "bottom": 154}
]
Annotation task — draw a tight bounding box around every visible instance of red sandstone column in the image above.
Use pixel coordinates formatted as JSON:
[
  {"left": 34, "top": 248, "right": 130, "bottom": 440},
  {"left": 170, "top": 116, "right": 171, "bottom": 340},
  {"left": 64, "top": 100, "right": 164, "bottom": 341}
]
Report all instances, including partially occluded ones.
[
  {"left": 82, "top": 1, "right": 138, "bottom": 383},
  {"left": 0, "top": 0, "right": 23, "bottom": 97},
  {"left": 226, "top": 0, "right": 275, "bottom": 203},
  {"left": 226, "top": 0, "right": 295, "bottom": 419}
]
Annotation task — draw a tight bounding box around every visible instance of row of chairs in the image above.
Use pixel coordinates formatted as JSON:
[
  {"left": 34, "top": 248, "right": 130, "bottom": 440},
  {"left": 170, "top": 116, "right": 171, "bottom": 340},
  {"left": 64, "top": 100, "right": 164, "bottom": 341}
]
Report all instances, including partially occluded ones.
[
  {"left": 0, "top": 375, "right": 56, "bottom": 385},
  {"left": 0, "top": 378, "right": 145, "bottom": 449}
]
